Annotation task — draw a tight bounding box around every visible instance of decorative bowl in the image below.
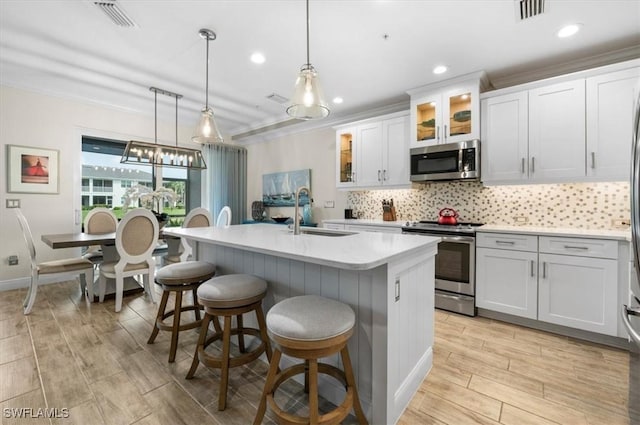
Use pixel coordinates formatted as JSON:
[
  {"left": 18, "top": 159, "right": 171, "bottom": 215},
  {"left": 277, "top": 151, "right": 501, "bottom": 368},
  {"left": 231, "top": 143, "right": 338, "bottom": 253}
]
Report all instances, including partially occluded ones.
[{"left": 272, "top": 216, "right": 290, "bottom": 223}]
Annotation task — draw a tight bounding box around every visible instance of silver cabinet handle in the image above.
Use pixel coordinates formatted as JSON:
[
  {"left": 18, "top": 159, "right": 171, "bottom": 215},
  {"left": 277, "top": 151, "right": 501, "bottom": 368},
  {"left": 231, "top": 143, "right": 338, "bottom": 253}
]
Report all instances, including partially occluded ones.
[
  {"left": 542, "top": 262, "right": 547, "bottom": 278},
  {"left": 395, "top": 278, "right": 400, "bottom": 302},
  {"left": 444, "top": 124, "right": 448, "bottom": 141},
  {"left": 436, "top": 126, "right": 440, "bottom": 142},
  {"left": 521, "top": 158, "right": 525, "bottom": 174},
  {"left": 378, "top": 170, "right": 381, "bottom": 181},
  {"left": 383, "top": 169, "right": 387, "bottom": 181},
  {"left": 531, "top": 260, "right": 535, "bottom": 277},
  {"left": 531, "top": 157, "right": 535, "bottom": 173},
  {"left": 495, "top": 240, "right": 516, "bottom": 245},
  {"left": 351, "top": 172, "right": 356, "bottom": 182},
  {"left": 591, "top": 152, "right": 596, "bottom": 169},
  {"left": 564, "top": 245, "right": 589, "bottom": 251}
]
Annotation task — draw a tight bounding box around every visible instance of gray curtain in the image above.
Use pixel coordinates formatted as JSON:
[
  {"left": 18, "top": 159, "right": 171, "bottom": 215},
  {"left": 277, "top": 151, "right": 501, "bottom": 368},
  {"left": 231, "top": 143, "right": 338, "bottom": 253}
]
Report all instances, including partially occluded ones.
[{"left": 206, "top": 143, "right": 247, "bottom": 224}]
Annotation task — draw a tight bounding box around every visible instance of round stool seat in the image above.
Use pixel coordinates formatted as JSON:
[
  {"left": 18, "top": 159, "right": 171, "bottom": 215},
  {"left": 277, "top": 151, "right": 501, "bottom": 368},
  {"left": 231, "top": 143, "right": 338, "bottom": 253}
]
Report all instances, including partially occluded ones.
[
  {"left": 198, "top": 274, "right": 267, "bottom": 308},
  {"left": 268, "top": 295, "right": 355, "bottom": 341},
  {"left": 155, "top": 261, "right": 216, "bottom": 286}
]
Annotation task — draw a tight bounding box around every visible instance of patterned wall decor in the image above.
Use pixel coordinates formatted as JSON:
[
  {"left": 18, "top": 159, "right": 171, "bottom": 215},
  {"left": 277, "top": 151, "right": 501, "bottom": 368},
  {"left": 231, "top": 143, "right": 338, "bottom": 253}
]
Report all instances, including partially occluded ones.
[{"left": 346, "top": 181, "right": 630, "bottom": 229}]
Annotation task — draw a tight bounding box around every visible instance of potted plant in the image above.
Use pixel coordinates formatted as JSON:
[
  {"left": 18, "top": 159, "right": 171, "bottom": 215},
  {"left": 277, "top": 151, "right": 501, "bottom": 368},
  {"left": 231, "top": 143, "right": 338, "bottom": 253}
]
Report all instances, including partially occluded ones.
[{"left": 122, "top": 185, "right": 178, "bottom": 228}]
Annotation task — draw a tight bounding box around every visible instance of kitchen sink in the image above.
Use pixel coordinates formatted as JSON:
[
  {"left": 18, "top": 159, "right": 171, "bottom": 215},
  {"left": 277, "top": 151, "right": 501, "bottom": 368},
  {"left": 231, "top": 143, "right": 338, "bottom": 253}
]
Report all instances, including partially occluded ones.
[{"left": 297, "top": 228, "right": 356, "bottom": 237}]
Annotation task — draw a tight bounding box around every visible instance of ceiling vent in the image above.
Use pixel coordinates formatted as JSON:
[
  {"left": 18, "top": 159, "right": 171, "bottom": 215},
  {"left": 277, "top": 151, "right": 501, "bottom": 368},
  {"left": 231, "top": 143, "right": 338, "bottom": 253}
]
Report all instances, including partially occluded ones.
[
  {"left": 94, "top": 1, "right": 136, "bottom": 27},
  {"left": 516, "top": 0, "right": 545, "bottom": 20},
  {"left": 266, "top": 93, "right": 289, "bottom": 105}
]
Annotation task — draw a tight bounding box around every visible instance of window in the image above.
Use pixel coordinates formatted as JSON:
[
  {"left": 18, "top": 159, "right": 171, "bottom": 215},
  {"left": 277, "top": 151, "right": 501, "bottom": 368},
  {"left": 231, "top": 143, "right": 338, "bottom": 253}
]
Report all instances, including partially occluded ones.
[
  {"left": 92, "top": 196, "right": 112, "bottom": 207},
  {"left": 121, "top": 179, "right": 133, "bottom": 188},
  {"left": 93, "top": 179, "right": 113, "bottom": 193},
  {"left": 82, "top": 195, "right": 90, "bottom": 207},
  {"left": 82, "top": 178, "right": 90, "bottom": 192}
]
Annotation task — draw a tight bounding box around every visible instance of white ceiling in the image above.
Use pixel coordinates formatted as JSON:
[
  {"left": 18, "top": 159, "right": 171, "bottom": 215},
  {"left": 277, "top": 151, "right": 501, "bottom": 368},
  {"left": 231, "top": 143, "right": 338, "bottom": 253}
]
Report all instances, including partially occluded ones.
[{"left": 1, "top": 0, "right": 639, "bottom": 142}]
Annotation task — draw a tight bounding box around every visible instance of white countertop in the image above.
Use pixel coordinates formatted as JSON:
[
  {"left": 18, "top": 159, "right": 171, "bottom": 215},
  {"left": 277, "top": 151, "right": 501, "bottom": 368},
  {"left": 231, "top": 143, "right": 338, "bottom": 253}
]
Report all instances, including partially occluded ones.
[
  {"left": 323, "top": 219, "right": 405, "bottom": 228},
  {"left": 477, "top": 224, "right": 631, "bottom": 241},
  {"left": 163, "top": 223, "right": 439, "bottom": 270}
]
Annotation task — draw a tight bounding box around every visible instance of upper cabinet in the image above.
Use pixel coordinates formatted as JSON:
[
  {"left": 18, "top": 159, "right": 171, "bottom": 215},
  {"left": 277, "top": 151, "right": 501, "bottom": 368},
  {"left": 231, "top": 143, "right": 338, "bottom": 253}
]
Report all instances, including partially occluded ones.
[
  {"left": 481, "top": 60, "right": 640, "bottom": 185},
  {"left": 408, "top": 71, "right": 488, "bottom": 149},
  {"left": 335, "top": 111, "right": 410, "bottom": 190},
  {"left": 586, "top": 68, "right": 640, "bottom": 179}
]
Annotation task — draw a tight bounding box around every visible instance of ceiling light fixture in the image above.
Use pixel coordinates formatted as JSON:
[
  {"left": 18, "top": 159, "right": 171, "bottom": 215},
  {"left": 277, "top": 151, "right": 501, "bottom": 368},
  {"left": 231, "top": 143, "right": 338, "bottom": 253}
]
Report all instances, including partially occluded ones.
[
  {"left": 251, "top": 52, "right": 266, "bottom": 64},
  {"left": 192, "top": 28, "right": 224, "bottom": 144},
  {"left": 332, "top": 97, "right": 343, "bottom": 104},
  {"left": 433, "top": 65, "right": 448, "bottom": 75},
  {"left": 557, "top": 23, "right": 582, "bottom": 38},
  {"left": 286, "top": 0, "right": 330, "bottom": 120},
  {"left": 121, "top": 87, "right": 207, "bottom": 170}
]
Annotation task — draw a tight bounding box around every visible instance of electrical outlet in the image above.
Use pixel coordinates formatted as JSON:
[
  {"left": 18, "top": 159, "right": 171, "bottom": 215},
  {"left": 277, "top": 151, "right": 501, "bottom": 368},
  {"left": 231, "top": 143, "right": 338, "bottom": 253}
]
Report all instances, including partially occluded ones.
[
  {"left": 8, "top": 255, "right": 18, "bottom": 266},
  {"left": 6, "top": 199, "right": 20, "bottom": 208},
  {"left": 323, "top": 201, "right": 335, "bottom": 208},
  {"left": 611, "top": 219, "right": 630, "bottom": 228},
  {"left": 513, "top": 216, "right": 529, "bottom": 224}
]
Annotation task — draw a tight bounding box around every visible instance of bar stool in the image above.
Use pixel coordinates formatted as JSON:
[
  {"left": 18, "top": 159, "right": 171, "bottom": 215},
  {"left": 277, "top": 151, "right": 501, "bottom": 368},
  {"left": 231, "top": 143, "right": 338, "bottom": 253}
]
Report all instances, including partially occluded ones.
[
  {"left": 147, "top": 261, "right": 216, "bottom": 362},
  {"left": 253, "top": 295, "right": 368, "bottom": 425},
  {"left": 186, "top": 274, "right": 272, "bottom": 411}
]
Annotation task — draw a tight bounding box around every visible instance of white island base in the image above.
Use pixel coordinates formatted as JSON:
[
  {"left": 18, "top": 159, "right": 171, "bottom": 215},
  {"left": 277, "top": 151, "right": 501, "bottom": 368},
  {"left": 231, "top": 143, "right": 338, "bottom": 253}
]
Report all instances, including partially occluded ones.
[{"left": 164, "top": 225, "right": 437, "bottom": 424}]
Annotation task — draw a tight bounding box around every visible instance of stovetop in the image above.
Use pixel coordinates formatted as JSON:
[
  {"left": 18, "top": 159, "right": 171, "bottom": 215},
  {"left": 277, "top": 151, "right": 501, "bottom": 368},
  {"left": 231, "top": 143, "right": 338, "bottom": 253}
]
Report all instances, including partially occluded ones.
[{"left": 402, "top": 220, "right": 484, "bottom": 234}]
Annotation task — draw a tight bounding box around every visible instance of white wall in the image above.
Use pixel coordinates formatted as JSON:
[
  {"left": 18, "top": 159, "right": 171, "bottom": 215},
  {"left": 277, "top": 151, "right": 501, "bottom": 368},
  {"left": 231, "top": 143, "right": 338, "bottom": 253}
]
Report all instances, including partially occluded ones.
[
  {"left": 245, "top": 127, "right": 348, "bottom": 224},
  {"left": 0, "top": 85, "right": 195, "bottom": 286}
]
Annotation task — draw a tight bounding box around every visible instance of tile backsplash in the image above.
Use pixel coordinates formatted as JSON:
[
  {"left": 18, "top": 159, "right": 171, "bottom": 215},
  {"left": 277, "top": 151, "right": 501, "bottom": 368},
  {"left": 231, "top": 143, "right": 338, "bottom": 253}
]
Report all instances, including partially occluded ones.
[{"left": 346, "top": 181, "right": 630, "bottom": 229}]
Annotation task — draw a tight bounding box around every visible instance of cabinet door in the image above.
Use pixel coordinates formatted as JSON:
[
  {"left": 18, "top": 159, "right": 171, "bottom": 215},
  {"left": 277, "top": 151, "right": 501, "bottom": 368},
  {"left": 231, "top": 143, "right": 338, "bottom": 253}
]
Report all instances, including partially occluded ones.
[
  {"left": 481, "top": 92, "right": 529, "bottom": 183},
  {"left": 529, "top": 80, "right": 586, "bottom": 181},
  {"left": 356, "top": 122, "right": 384, "bottom": 187},
  {"left": 411, "top": 91, "right": 442, "bottom": 148},
  {"left": 336, "top": 127, "right": 357, "bottom": 188},
  {"left": 382, "top": 116, "right": 410, "bottom": 186},
  {"left": 476, "top": 248, "right": 538, "bottom": 319},
  {"left": 586, "top": 67, "right": 640, "bottom": 179},
  {"left": 443, "top": 82, "right": 479, "bottom": 144},
  {"left": 538, "top": 253, "right": 618, "bottom": 336}
]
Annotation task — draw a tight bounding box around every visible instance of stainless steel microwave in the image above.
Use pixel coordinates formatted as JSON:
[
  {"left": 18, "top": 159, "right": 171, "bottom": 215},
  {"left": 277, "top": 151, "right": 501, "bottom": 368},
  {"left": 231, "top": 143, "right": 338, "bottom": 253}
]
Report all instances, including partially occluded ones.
[{"left": 410, "top": 139, "right": 480, "bottom": 182}]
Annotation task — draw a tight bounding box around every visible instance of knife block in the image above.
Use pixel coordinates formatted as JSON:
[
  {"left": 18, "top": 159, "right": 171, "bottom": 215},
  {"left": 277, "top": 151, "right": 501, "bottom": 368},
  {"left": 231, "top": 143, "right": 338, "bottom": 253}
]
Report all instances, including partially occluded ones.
[{"left": 383, "top": 207, "right": 396, "bottom": 221}]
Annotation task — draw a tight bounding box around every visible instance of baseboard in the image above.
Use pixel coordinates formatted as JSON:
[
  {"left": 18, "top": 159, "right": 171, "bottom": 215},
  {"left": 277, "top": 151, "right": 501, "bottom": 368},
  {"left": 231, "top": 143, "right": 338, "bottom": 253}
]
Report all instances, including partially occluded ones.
[{"left": 0, "top": 273, "right": 82, "bottom": 292}]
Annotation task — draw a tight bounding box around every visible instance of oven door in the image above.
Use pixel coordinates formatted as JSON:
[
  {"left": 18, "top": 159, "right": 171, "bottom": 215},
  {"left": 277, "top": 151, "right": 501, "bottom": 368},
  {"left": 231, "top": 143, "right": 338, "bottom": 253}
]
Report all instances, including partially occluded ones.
[{"left": 434, "top": 235, "right": 475, "bottom": 296}]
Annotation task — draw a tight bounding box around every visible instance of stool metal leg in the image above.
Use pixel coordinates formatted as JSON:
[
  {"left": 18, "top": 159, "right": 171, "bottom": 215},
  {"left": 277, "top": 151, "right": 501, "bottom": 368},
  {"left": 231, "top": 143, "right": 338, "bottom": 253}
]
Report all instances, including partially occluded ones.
[
  {"left": 148, "top": 290, "right": 170, "bottom": 344},
  {"left": 169, "top": 290, "right": 183, "bottom": 363},
  {"left": 253, "top": 348, "right": 282, "bottom": 425}
]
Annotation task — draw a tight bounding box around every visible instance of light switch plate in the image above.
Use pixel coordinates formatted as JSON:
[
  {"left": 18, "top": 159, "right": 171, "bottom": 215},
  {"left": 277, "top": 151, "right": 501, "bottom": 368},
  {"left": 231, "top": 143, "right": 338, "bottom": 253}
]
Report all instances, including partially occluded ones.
[
  {"left": 324, "top": 201, "right": 335, "bottom": 208},
  {"left": 6, "top": 199, "right": 20, "bottom": 208}
]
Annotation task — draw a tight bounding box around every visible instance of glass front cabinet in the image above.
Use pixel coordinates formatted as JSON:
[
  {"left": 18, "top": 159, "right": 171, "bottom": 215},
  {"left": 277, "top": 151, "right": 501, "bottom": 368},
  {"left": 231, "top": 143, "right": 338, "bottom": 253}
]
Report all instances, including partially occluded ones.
[
  {"left": 337, "top": 127, "right": 357, "bottom": 188},
  {"left": 408, "top": 72, "right": 486, "bottom": 149}
]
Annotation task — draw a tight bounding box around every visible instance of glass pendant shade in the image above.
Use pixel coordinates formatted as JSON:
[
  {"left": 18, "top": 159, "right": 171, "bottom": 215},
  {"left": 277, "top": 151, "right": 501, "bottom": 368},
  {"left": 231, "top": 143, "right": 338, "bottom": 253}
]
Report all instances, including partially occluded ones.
[
  {"left": 192, "top": 106, "right": 223, "bottom": 144},
  {"left": 286, "top": 64, "right": 330, "bottom": 120}
]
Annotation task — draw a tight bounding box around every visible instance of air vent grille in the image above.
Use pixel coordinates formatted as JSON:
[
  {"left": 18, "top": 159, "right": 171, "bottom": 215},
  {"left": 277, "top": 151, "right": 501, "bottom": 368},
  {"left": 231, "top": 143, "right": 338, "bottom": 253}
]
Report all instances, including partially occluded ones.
[
  {"left": 517, "top": 0, "right": 545, "bottom": 20},
  {"left": 266, "top": 93, "right": 289, "bottom": 105},
  {"left": 94, "top": 1, "right": 136, "bottom": 27}
]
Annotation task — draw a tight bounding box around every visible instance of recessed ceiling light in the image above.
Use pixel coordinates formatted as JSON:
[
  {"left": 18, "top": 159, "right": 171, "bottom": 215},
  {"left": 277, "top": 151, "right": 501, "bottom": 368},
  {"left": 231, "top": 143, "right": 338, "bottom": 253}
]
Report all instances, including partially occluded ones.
[
  {"left": 333, "top": 97, "right": 343, "bottom": 104},
  {"left": 433, "top": 65, "right": 448, "bottom": 75},
  {"left": 557, "top": 24, "right": 582, "bottom": 38},
  {"left": 250, "top": 52, "right": 265, "bottom": 64}
]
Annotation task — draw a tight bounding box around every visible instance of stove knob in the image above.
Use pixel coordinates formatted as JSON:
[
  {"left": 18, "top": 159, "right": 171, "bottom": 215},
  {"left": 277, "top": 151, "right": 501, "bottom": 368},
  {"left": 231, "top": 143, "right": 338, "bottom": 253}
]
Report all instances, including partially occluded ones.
[{"left": 405, "top": 221, "right": 410, "bottom": 227}]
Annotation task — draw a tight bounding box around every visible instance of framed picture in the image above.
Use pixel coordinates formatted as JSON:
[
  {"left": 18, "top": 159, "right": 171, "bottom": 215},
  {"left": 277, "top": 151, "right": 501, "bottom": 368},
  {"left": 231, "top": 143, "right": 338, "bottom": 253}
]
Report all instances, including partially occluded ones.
[
  {"left": 262, "top": 169, "right": 311, "bottom": 207},
  {"left": 7, "top": 145, "right": 60, "bottom": 194}
]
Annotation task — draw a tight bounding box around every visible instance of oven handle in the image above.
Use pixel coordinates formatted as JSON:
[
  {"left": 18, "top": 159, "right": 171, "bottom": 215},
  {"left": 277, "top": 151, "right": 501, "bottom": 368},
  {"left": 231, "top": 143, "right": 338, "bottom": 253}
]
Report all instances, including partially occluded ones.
[
  {"left": 621, "top": 305, "right": 640, "bottom": 346},
  {"left": 440, "top": 235, "right": 475, "bottom": 244}
]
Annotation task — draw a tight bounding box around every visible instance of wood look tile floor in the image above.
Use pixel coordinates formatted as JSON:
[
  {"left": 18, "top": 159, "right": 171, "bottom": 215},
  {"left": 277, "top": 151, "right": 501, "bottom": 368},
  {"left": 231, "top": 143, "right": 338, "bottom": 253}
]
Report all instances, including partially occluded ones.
[{"left": 0, "top": 280, "right": 638, "bottom": 425}]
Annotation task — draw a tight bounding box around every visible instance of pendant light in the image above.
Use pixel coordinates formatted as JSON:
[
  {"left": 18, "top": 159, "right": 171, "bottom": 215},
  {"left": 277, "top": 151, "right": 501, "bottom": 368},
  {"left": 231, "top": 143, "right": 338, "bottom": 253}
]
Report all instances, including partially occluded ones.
[
  {"left": 121, "top": 87, "right": 207, "bottom": 169},
  {"left": 192, "top": 28, "right": 224, "bottom": 144},
  {"left": 286, "top": 0, "right": 330, "bottom": 120}
]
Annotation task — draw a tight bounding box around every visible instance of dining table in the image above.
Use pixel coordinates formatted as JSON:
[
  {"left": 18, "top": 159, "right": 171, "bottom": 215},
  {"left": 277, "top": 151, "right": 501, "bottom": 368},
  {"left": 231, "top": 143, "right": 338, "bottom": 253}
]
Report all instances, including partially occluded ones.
[{"left": 41, "top": 231, "right": 179, "bottom": 300}]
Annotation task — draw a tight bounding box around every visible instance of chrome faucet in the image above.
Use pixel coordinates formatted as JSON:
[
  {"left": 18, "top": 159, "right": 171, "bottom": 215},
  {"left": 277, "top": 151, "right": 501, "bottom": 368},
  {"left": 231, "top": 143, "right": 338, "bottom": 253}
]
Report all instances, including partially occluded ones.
[{"left": 293, "top": 186, "right": 311, "bottom": 235}]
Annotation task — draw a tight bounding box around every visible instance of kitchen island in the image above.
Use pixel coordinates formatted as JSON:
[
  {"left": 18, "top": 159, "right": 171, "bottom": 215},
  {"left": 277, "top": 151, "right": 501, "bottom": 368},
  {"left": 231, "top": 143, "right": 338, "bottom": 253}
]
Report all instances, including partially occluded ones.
[{"left": 163, "top": 223, "right": 438, "bottom": 425}]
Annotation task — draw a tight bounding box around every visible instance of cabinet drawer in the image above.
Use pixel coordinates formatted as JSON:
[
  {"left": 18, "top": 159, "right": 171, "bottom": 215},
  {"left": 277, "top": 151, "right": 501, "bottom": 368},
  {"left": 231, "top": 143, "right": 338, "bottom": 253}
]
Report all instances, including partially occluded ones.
[
  {"left": 476, "top": 232, "right": 538, "bottom": 252},
  {"left": 539, "top": 236, "right": 617, "bottom": 259},
  {"left": 345, "top": 224, "right": 401, "bottom": 234}
]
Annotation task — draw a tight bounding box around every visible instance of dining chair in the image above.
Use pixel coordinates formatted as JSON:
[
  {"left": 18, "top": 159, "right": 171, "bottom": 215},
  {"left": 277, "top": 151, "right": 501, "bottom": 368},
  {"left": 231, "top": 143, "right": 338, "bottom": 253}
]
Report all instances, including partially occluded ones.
[
  {"left": 162, "top": 207, "right": 213, "bottom": 264},
  {"left": 14, "top": 209, "right": 94, "bottom": 315},
  {"left": 216, "top": 206, "right": 232, "bottom": 228},
  {"left": 80, "top": 207, "right": 118, "bottom": 297},
  {"left": 98, "top": 208, "right": 158, "bottom": 312}
]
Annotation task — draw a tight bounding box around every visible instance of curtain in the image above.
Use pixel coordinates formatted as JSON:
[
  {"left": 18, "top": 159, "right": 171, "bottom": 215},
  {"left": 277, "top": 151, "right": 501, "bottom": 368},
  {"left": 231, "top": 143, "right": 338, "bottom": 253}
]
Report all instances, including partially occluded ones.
[{"left": 205, "top": 143, "right": 247, "bottom": 225}]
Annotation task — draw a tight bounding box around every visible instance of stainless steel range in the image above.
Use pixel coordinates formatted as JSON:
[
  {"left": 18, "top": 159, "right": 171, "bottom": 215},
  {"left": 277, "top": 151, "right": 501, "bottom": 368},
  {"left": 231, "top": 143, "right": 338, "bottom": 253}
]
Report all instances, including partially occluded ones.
[{"left": 402, "top": 220, "right": 483, "bottom": 316}]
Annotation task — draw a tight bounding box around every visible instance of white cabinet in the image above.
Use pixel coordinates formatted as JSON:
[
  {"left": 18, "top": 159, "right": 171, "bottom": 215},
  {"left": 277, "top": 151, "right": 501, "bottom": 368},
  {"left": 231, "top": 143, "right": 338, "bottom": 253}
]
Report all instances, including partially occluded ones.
[
  {"left": 481, "top": 61, "right": 640, "bottom": 185},
  {"left": 335, "top": 112, "right": 410, "bottom": 189},
  {"left": 586, "top": 68, "right": 640, "bottom": 179},
  {"left": 538, "top": 236, "right": 618, "bottom": 336},
  {"left": 477, "top": 231, "right": 620, "bottom": 336},
  {"left": 345, "top": 224, "right": 402, "bottom": 234},
  {"left": 481, "top": 80, "right": 586, "bottom": 183},
  {"left": 408, "top": 72, "right": 486, "bottom": 149},
  {"left": 476, "top": 233, "right": 538, "bottom": 319}
]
